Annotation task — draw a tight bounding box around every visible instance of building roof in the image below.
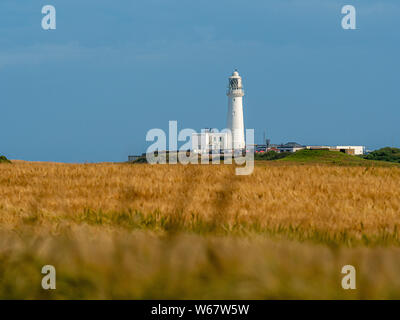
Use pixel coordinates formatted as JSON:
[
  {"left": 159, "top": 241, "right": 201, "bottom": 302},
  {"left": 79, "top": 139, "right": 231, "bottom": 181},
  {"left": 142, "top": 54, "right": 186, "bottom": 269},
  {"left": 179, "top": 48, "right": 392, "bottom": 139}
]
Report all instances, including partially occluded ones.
[{"left": 278, "top": 142, "right": 304, "bottom": 148}]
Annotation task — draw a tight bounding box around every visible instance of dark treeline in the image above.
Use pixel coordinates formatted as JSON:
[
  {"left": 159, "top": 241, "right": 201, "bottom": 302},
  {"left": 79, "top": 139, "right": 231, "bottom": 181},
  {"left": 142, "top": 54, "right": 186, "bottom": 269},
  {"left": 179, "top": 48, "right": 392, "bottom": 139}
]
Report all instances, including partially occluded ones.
[{"left": 363, "top": 147, "right": 400, "bottom": 163}]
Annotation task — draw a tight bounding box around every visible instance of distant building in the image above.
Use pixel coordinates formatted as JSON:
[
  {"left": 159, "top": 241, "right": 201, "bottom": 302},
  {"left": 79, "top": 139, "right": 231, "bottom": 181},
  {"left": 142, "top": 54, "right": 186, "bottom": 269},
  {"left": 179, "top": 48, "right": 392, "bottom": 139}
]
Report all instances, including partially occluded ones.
[
  {"left": 277, "top": 142, "right": 305, "bottom": 153},
  {"left": 192, "top": 130, "right": 229, "bottom": 154},
  {"left": 306, "top": 145, "right": 365, "bottom": 155},
  {"left": 250, "top": 142, "right": 305, "bottom": 153},
  {"left": 254, "top": 144, "right": 268, "bottom": 152},
  {"left": 335, "top": 146, "right": 365, "bottom": 155},
  {"left": 268, "top": 147, "right": 280, "bottom": 153},
  {"left": 220, "top": 142, "right": 366, "bottom": 156}
]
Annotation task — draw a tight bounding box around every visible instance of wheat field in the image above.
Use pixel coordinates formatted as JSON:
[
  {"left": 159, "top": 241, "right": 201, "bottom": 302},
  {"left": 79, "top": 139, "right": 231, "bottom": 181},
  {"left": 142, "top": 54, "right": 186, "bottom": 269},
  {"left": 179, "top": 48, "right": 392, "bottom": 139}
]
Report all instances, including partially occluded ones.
[{"left": 1, "top": 160, "right": 400, "bottom": 299}]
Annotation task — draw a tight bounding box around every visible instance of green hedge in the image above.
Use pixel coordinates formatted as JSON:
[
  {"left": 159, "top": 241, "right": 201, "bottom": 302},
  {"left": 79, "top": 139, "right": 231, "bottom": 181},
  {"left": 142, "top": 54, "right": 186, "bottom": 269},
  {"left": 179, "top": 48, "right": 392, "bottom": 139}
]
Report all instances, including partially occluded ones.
[
  {"left": 0, "top": 155, "right": 11, "bottom": 163},
  {"left": 363, "top": 147, "right": 400, "bottom": 163},
  {"left": 254, "top": 151, "right": 291, "bottom": 161}
]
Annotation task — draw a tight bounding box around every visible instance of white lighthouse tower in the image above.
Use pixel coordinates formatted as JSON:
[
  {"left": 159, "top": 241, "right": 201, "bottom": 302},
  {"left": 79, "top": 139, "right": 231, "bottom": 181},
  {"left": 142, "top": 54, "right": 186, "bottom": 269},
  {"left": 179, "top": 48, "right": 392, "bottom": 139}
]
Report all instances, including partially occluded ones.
[{"left": 227, "top": 70, "right": 245, "bottom": 150}]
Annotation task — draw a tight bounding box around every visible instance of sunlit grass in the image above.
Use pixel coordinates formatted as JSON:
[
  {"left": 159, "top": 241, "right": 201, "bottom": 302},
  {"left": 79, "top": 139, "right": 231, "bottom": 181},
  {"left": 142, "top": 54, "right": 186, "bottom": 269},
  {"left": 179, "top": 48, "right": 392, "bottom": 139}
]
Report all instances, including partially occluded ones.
[{"left": 1, "top": 160, "right": 400, "bottom": 298}]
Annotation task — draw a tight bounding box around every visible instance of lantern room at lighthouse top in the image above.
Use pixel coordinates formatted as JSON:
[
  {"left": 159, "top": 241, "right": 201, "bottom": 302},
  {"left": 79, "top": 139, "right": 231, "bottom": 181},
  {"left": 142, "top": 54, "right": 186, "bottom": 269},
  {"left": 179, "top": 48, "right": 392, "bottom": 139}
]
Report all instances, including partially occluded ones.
[{"left": 227, "top": 70, "right": 244, "bottom": 97}]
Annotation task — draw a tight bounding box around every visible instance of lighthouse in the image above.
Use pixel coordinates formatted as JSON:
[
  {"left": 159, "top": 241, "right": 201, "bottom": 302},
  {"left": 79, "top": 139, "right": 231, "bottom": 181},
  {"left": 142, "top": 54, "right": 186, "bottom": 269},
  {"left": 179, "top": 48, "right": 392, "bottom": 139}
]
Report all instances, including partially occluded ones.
[
  {"left": 227, "top": 70, "right": 245, "bottom": 150},
  {"left": 191, "top": 70, "right": 246, "bottom": 154}
]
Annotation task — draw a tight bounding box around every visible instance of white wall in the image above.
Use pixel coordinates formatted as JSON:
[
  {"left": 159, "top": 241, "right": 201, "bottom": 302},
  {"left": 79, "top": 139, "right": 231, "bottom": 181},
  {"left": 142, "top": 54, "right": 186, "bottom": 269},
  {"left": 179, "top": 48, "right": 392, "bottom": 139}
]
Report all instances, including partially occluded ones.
[
  {"left": 192, "top": 132, "right": 228, "bottom": 153},
  {"left": 336, "top": 146, "right": 365, "bottom": 155}
]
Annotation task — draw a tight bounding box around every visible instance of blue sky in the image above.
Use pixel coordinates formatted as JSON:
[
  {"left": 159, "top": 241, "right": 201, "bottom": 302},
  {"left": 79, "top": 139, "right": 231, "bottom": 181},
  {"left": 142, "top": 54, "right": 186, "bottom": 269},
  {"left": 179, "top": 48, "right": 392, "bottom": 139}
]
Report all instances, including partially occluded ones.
[{"left": 1, "top": 0, "right": 399, "bottom": 162}]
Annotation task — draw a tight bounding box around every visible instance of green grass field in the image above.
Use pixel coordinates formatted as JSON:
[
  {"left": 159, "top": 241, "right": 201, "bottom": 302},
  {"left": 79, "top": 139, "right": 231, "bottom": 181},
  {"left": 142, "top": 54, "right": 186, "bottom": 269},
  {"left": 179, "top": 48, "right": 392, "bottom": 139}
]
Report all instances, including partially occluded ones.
[{"left": 278, "top": 150, "right": 399, "bottom": 167}]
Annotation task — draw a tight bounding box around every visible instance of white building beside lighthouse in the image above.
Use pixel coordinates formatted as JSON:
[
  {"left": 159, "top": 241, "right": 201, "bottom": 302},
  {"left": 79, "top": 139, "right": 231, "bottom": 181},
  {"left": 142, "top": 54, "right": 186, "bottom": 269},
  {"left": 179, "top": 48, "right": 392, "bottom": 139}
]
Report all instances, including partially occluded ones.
[{"left": 192, "top": 70, "right": 246, "bottom": 154}]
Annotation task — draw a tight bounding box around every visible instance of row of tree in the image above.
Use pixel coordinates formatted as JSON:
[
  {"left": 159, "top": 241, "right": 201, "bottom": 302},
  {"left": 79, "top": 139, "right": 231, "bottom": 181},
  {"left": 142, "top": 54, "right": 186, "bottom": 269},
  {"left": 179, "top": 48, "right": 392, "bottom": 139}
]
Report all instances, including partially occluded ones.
[
  {"left": 254, "top": 148, "right": 400, "bottom": 164},
  {"left": 254, "top": 151, "right": 291, "bottom": 161},
  {"left": 362, "top": 147, "right": 400, "bottom": 163},
  {"left": 0, "top": 155, "right": 11, "bottom": 163}
]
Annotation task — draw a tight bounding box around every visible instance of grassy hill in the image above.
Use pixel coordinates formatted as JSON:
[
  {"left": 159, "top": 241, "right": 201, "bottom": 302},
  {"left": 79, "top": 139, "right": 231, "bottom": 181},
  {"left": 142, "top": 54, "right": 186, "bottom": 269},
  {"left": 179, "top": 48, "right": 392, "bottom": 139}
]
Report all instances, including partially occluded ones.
[
  {"left": 278, "top": 149, "right": 398, "bottom": 167},
  {"left": 0, "top": 155, "right": 10, "bottom": 164}
]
